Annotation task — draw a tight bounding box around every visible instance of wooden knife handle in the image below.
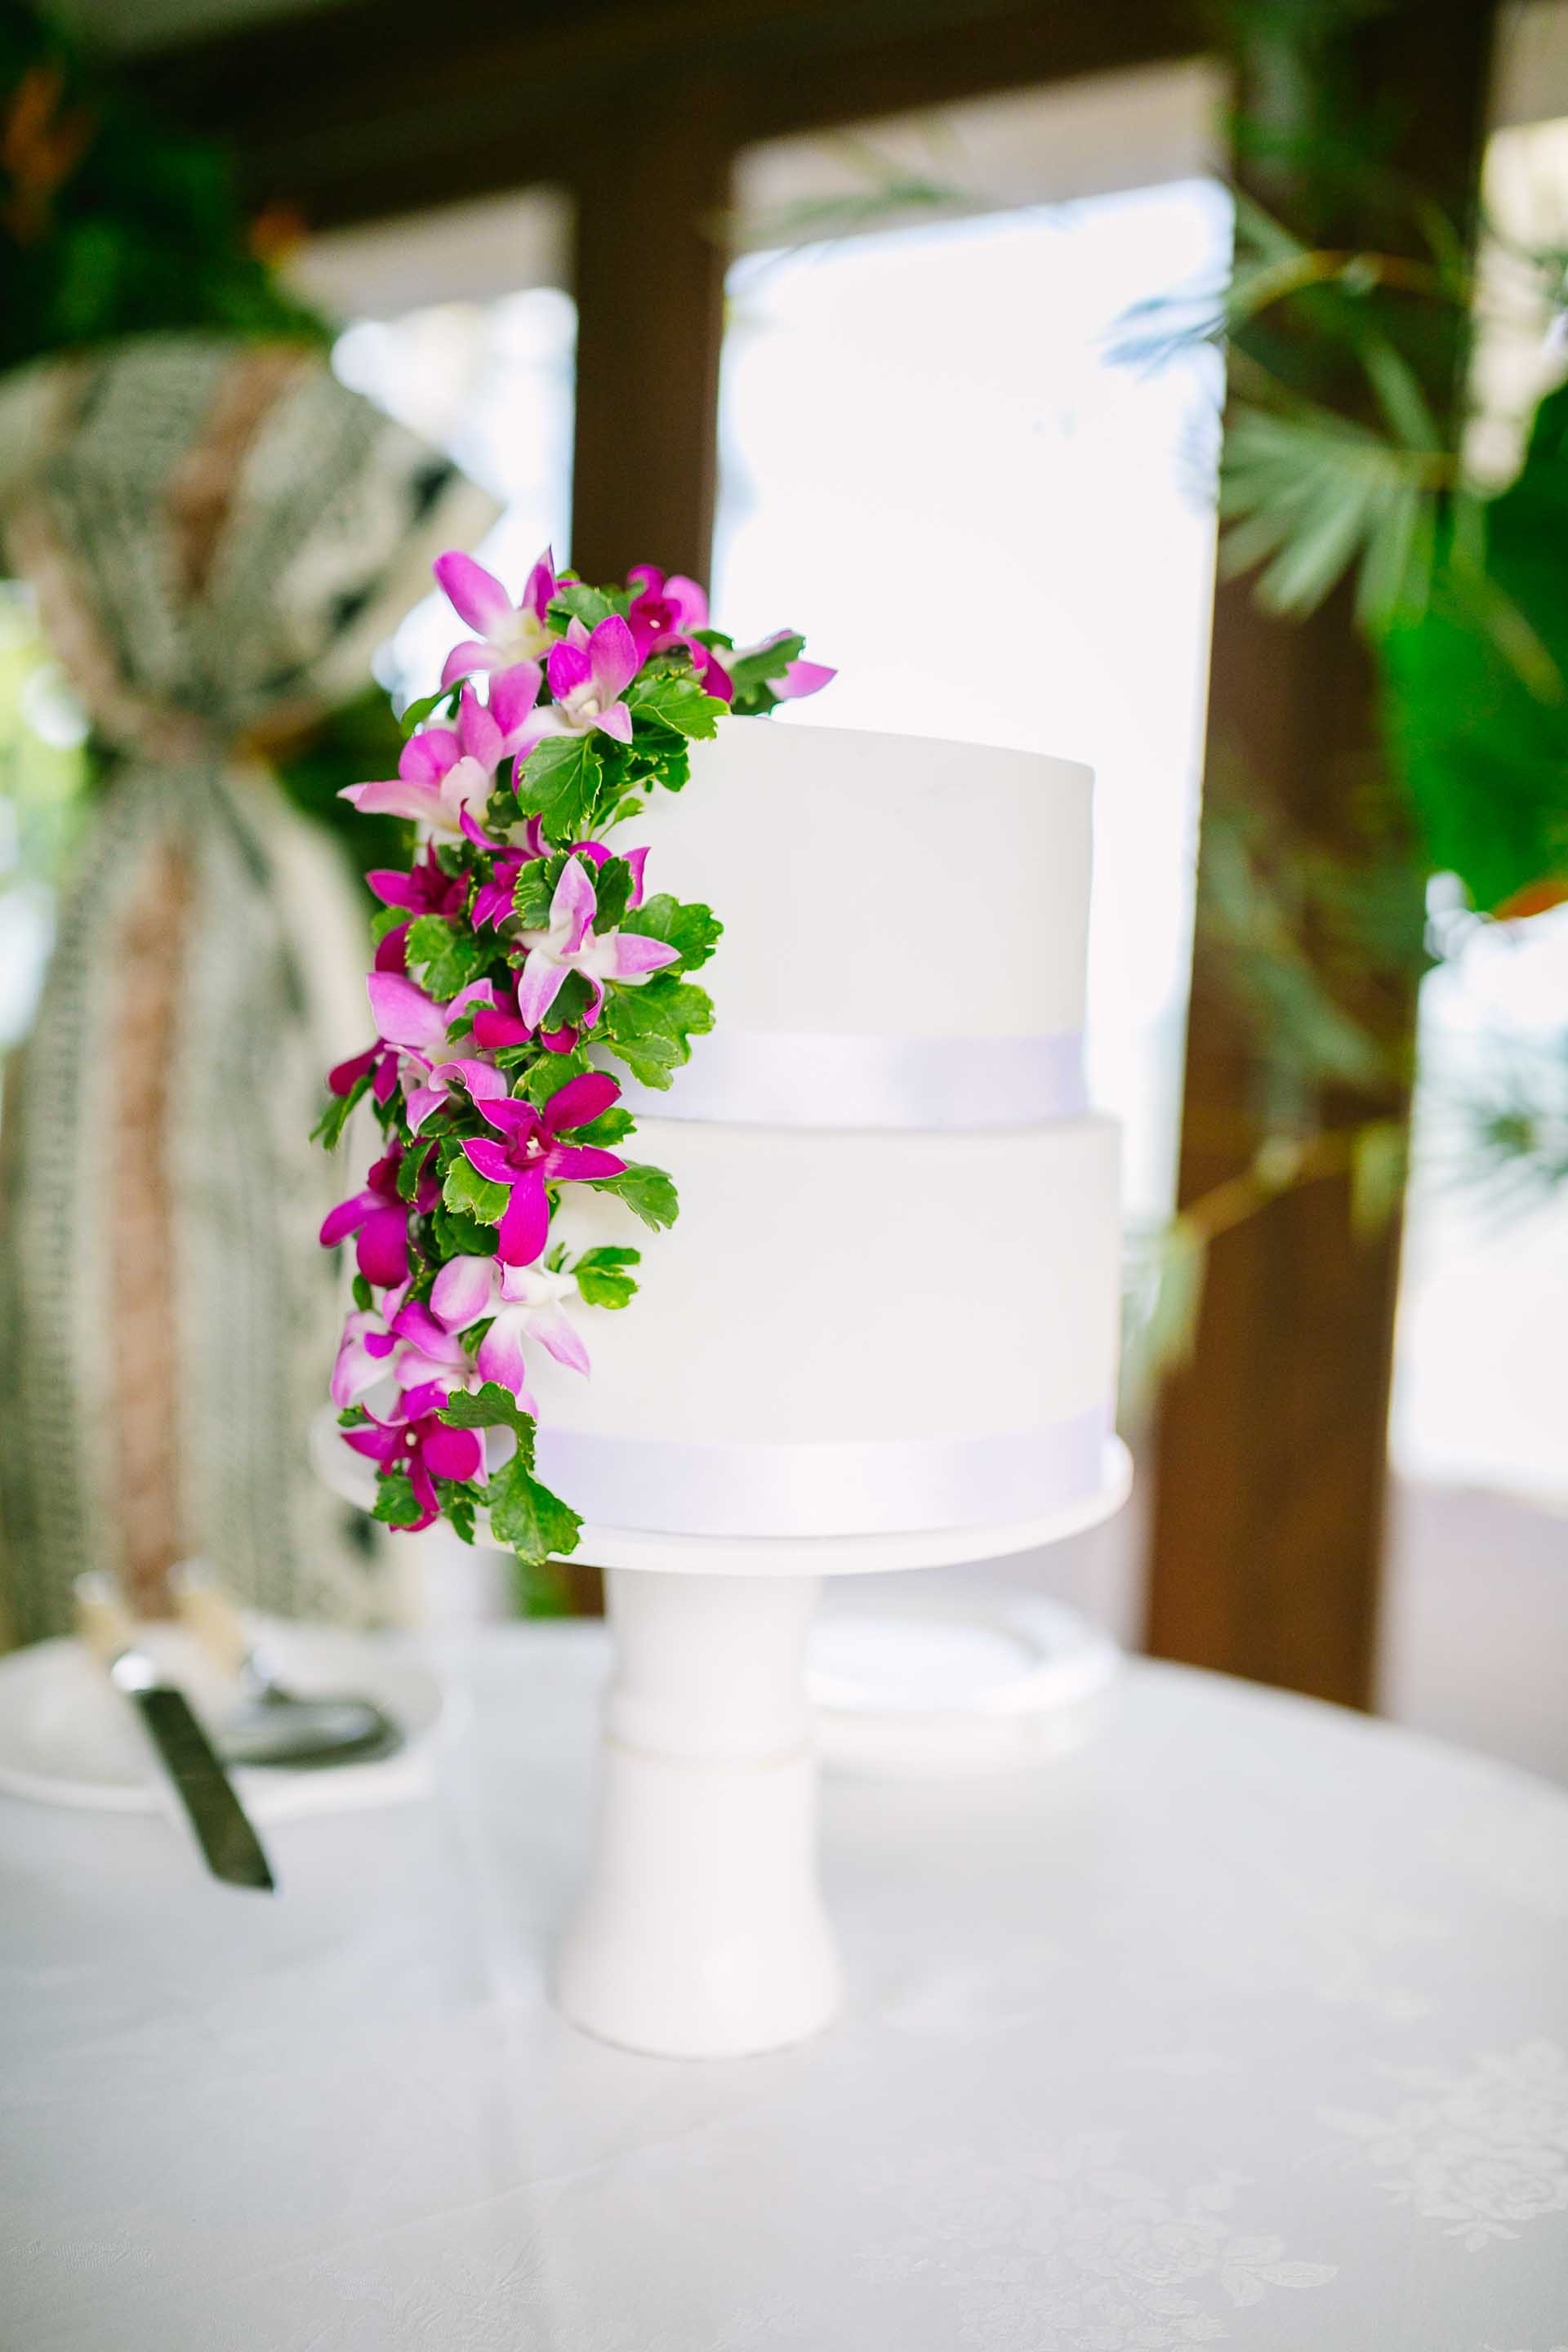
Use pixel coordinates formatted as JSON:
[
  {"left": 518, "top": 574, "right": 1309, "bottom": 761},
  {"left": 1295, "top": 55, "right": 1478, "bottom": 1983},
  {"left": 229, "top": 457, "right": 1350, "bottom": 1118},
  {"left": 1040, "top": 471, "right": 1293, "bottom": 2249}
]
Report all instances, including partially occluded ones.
[
  {"left": 74, "top": 1574, "right": 136, "bottom": 1667},
  {"left": 170, "top": 1566, "right": 250, "bottom": 1678}
]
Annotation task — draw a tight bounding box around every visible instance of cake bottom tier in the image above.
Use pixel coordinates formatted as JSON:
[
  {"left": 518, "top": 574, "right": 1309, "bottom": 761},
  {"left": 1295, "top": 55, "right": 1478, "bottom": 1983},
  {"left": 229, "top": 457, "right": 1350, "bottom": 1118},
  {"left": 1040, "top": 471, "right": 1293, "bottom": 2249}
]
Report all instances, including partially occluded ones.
[{"left": 528, "top": 1116, "right": 1121, "bottom": 1541}]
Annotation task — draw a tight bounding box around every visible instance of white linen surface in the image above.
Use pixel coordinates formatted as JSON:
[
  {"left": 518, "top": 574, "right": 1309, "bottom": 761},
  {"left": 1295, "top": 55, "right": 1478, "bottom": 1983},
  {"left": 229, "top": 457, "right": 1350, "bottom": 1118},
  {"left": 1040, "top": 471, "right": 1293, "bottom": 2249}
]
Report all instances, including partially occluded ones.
[{"left": 3, "top": 1627, "right": 1566, "bottom": 2351}]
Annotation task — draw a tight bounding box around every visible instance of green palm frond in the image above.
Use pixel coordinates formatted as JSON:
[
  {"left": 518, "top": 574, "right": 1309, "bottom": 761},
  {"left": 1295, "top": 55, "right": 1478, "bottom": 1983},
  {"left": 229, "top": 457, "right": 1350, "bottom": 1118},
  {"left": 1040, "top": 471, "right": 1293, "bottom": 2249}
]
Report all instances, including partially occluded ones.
[{"left": 1218, "top": 402, "right": 1450, "bottom": 624}]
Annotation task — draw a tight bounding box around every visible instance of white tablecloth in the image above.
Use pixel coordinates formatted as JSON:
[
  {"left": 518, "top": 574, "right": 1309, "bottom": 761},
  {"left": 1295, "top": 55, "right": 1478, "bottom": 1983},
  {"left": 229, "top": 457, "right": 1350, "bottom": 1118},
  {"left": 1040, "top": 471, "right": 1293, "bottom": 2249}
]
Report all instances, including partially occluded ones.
[{"left": 4, "top": 1625, "right": 1567, "bottom": 2351}]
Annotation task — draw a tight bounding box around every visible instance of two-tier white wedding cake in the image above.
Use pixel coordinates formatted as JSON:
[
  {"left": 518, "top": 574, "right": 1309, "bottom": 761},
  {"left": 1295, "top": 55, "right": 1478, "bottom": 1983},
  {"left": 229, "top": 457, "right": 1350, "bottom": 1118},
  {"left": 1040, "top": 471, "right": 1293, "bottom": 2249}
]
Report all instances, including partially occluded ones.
[{"left": 531, "top": 722, "right": 1120, "bottom": 1541}]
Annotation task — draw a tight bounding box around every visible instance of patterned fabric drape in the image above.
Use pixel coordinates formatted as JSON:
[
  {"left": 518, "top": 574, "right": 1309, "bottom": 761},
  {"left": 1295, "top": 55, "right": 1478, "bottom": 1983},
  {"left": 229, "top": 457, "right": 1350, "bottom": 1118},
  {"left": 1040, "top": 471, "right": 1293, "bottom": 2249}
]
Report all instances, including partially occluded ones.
[{"left": 0, "top": 336, "right": 495, "bottom": 1641}]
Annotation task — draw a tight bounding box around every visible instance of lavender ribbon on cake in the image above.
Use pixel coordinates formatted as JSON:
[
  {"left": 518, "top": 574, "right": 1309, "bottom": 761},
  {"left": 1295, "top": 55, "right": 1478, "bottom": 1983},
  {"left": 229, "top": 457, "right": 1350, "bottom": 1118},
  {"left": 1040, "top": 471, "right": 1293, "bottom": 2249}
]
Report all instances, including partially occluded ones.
[
  {"left": 535, "top": 1407, "right": 1112, "bottom": 1539},
  {"left": 615, "top": 1030, "right": 1089, "bottom": 1130}
]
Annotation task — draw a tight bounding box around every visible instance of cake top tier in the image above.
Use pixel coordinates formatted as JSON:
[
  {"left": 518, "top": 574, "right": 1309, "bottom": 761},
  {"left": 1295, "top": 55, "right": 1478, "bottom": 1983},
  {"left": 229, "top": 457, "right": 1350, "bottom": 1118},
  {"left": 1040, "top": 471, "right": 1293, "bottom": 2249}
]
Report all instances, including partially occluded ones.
[{"left": 635, "top": 723, "right": 1092, "bottom": 1045}]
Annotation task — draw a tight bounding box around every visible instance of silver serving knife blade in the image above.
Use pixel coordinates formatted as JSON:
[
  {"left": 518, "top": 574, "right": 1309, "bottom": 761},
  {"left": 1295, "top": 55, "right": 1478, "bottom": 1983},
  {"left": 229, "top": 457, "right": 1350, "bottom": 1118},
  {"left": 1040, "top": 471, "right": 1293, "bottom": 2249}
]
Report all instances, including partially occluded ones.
[
  {"left": 76, "top": 1575, "right": 274, "bottom": 1891},
  {"left": 118, "top": 1665, "right": 276, "bottom": 1891}
]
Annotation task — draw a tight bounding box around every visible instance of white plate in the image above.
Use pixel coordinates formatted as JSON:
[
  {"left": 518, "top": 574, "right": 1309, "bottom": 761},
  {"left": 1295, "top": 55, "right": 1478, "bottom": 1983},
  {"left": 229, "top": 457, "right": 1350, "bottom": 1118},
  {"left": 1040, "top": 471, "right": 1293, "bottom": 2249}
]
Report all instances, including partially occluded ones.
[
  {"left": 809, "top": 1594, "right": 1120, "bottom": 1776},
  {"left": 0, "top": 1619, "right": 452, "bottom": 1819}
]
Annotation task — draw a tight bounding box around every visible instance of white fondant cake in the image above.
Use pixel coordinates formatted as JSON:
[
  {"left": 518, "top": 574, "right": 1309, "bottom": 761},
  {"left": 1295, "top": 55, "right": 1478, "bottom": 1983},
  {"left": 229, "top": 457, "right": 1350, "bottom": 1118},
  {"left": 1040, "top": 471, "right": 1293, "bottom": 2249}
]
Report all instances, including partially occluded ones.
[{"left": 534, "top": 724, "right": 1120, "bottom": 1539}]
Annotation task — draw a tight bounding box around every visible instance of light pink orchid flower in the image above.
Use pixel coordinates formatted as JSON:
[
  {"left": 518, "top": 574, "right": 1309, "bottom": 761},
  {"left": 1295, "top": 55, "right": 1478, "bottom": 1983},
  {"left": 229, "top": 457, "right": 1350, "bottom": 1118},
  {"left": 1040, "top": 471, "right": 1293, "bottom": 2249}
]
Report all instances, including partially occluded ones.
[
  {"left": 739, "top": 630, "right": 836, "bottom": 700},
  {"left": 387, "top": 1300, "right": 488, "bottom": 1410},
  {"left": 514, "top": 854, "right": 678, "bottom": 1031},
  {"left": 514, "top": 614, "right": 640, "bottom": 755},
  {"left": 430, "top": 1253, "right": 588, "bottom": 1410},
  {"left": 329, "top": 1282, "right": 408, "bottom": 1410},
  {"left": 435, "top": 547, "right": 557, "bottom": 686},
  {"left": 341, "top": 670, "right": 541, "bottom": 838},
  {"left": 363, "top": 972, "right": 509, "bottom": 1130}
]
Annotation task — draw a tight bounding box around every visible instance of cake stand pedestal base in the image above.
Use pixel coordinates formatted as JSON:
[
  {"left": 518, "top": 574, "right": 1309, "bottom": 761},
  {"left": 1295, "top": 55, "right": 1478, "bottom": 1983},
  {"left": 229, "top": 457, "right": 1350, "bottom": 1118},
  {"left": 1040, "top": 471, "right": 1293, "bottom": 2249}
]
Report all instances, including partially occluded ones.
[
  {"left": 313, "top": 1410, "right": 1131, "bottom": 2061},
  {"left": 556, "top": 1569, "right": 842, "bottom": 2058}
]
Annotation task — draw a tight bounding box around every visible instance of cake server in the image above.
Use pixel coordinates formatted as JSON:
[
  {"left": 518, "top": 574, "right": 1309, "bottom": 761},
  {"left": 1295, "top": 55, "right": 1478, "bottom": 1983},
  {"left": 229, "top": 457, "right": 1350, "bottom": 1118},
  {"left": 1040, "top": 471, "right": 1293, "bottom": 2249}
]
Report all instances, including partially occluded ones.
[
  {"left": 171, "top": 1566, "right": 401, "bottom": 1770},
  {"left": 74, "top": 1575, "right": 275, "bottom": 1891}
]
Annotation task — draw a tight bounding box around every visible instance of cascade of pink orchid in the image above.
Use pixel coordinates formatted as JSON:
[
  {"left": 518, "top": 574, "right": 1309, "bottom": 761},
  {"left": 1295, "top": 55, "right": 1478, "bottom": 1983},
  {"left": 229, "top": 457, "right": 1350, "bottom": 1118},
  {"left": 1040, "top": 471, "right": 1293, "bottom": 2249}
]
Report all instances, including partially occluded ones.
[{"left": 315, "top": 546, "right": 831, "bottom": 1569}]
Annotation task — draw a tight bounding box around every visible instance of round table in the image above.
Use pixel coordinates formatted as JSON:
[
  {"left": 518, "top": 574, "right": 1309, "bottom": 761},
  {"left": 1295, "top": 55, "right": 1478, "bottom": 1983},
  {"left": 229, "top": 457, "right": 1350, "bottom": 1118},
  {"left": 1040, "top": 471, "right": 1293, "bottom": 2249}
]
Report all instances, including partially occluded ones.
[{"left": 3, "top": 1625, "right": 1566, "bottom": 2350}]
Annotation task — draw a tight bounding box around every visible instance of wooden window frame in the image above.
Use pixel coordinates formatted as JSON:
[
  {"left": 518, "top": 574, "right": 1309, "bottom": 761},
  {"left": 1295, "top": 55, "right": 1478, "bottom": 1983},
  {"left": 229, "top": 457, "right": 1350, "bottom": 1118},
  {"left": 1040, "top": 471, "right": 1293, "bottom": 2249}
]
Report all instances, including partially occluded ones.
[{"left": 131, "top": 0, "right": 1500, "bottom": 1699}]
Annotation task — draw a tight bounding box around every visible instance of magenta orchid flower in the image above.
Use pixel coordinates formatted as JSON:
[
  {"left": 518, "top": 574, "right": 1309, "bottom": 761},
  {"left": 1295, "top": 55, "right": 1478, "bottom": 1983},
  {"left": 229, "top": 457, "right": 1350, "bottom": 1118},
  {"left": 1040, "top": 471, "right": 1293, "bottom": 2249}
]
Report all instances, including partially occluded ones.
[
  {"left": 341, "top": 670, "right": 541, "bottom": 838},
  {"left": 327, "top": 1036, "right": 401, "bottom": 1106},
  {"left": 626, "top": 564, "right": 733, "bottom": 702},
  {"left": 430, "top": 1253, "right": 588, "bottom": 1409},
  {"left": 368, "top": 850, "right": 467, "bottom": 969},
  {"left": 341, "top": 1405, "right": 483, "bottom": 1532},
  {"left": 319, "top": 1150, "right": 417, "bottom": 1289},
  {"left": 471, "top": 851, "right": 528, "bottom": 933},
  {"left": 368, "top": 850, "right": 466, "bottom": 922},
  {"left": 514, "top": 854, "right": 677, "bottom": 1033},
  {"left": 471, "top": 817, "right": 649, "bottom": 933},
  {"left": 738, "top": 630, "right": 835, "bottom": 700},
  {"left": 435, "top": 547, "right": 557, "bottom": 686},
  {"left": 461, "top": 1071, "right": 627, "bottom": 1266},
  {"left": 514, "top": 614, "right": 640, "bottom": 752}
]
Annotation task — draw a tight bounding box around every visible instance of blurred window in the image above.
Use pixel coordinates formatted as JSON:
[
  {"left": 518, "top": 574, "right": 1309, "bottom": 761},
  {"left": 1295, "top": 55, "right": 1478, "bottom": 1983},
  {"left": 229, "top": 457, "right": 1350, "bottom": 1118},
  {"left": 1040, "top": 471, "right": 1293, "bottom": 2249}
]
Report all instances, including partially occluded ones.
[
  {"left": 296, "top": 189, "right": 577, "bottom": 699},
  {"left": 714, "top": 90, "right": 1229, "bottom": 1225}
]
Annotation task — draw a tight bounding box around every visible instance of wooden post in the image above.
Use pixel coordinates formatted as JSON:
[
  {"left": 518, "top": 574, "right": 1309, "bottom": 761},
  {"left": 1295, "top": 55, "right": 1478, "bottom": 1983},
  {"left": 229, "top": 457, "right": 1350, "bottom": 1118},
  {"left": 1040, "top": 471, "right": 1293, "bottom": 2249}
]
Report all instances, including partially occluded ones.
[
  {"left": 1145, "top": 0, "right": 1499, "bottom": 1706},
  {"left": 568, "top": 94, "right": 734, "bottom": 586}
]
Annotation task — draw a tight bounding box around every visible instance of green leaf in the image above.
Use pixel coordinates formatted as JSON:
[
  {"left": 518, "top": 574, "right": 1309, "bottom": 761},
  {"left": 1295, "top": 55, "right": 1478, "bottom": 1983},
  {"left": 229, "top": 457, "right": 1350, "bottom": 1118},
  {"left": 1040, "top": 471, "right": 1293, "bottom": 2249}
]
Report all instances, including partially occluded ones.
[
  {"left": 370, "top": 903, "right": 407, "bottom": 944},
  {"left": 548, "top": 581, "right": 626, "bottom": 632},
  {"left": 310, "top": 1071, "right": 368, "bottom": 1149},
  {"left": 625, "top": 735, "right": 694, "bottom": 794},
  {"left": 399, "top": 683, "right": 461, "bottom": 738},
  {"left": 431, "top": 1203, "right": 501, "bottom": 1257},
  {"left": 442, "top": 1153, "right": 510, "bottom": 1224},
  {"left": 621, "top": 893, "right": 724, "bottom": 972},
  {"left": 725, "top": 632, "right": 802, "bottom": 698},
  {"left": 591, "top": 1160, "right": 679, "bottom": 1230},
  {"left": 372, "top": 1469, "right": 425, "bottom": 1528},
  {"left": 405, "top": 915, "right": 492, "bottom": 1001},
  {"left": 575, "top": 1263, "right": 639, "bottom": 1308},
  {"left": 627, "top": 670, "right": 726, "bottom": 741},
  {"left": 351, "top": 1272, "right": 373, "bottom": 1312},
  {"left": 1382, "top": 379, "right": 1568, "bottom": 909},
  {"left": 438, "top": 1382, "right": 537, "bottom": 1450},
  {"left": 395, "top": 1143, "right": 431, "bottom": 1203},
  {"left": 512, "top": 855, "right": 558, "bottom": 929},
  {"left": 1218, "top": 403, "right": 1444, "bottom": 626},
  {"left": 446, "top": 1494, "right": 477, "bottom": 1546},
  {"left": 545, "top": 969, "right": 594, "bottom": 1029},
  {"left": 568, "top": 1236, "right": 644, "bottom": 1307},
  {"left": 574, "top": 1105, "right": 635, "bottom": 1148},
  {"left": 589, "top": 855, "right": 635, "bottom": 929},
  {"left": 485, "top": 1450, "right": 582, "bottom": 1564},
  {"left": 515, "top": 1049, "right": 590, "bottom": 1106},
  {"left": 517, "top": 733, "right": 603, "bottom": 839},
  {"left": 596, "top": 975, "right": 715, "bottom": 1089}
]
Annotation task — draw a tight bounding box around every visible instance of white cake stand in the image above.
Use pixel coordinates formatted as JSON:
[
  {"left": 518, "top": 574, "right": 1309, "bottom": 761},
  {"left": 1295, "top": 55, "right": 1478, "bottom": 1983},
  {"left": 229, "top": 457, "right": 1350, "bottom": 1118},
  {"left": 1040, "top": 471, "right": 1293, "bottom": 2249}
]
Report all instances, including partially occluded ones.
[{"left": 313, "top": 1409, "right": 1131, "bottom": 2058}]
